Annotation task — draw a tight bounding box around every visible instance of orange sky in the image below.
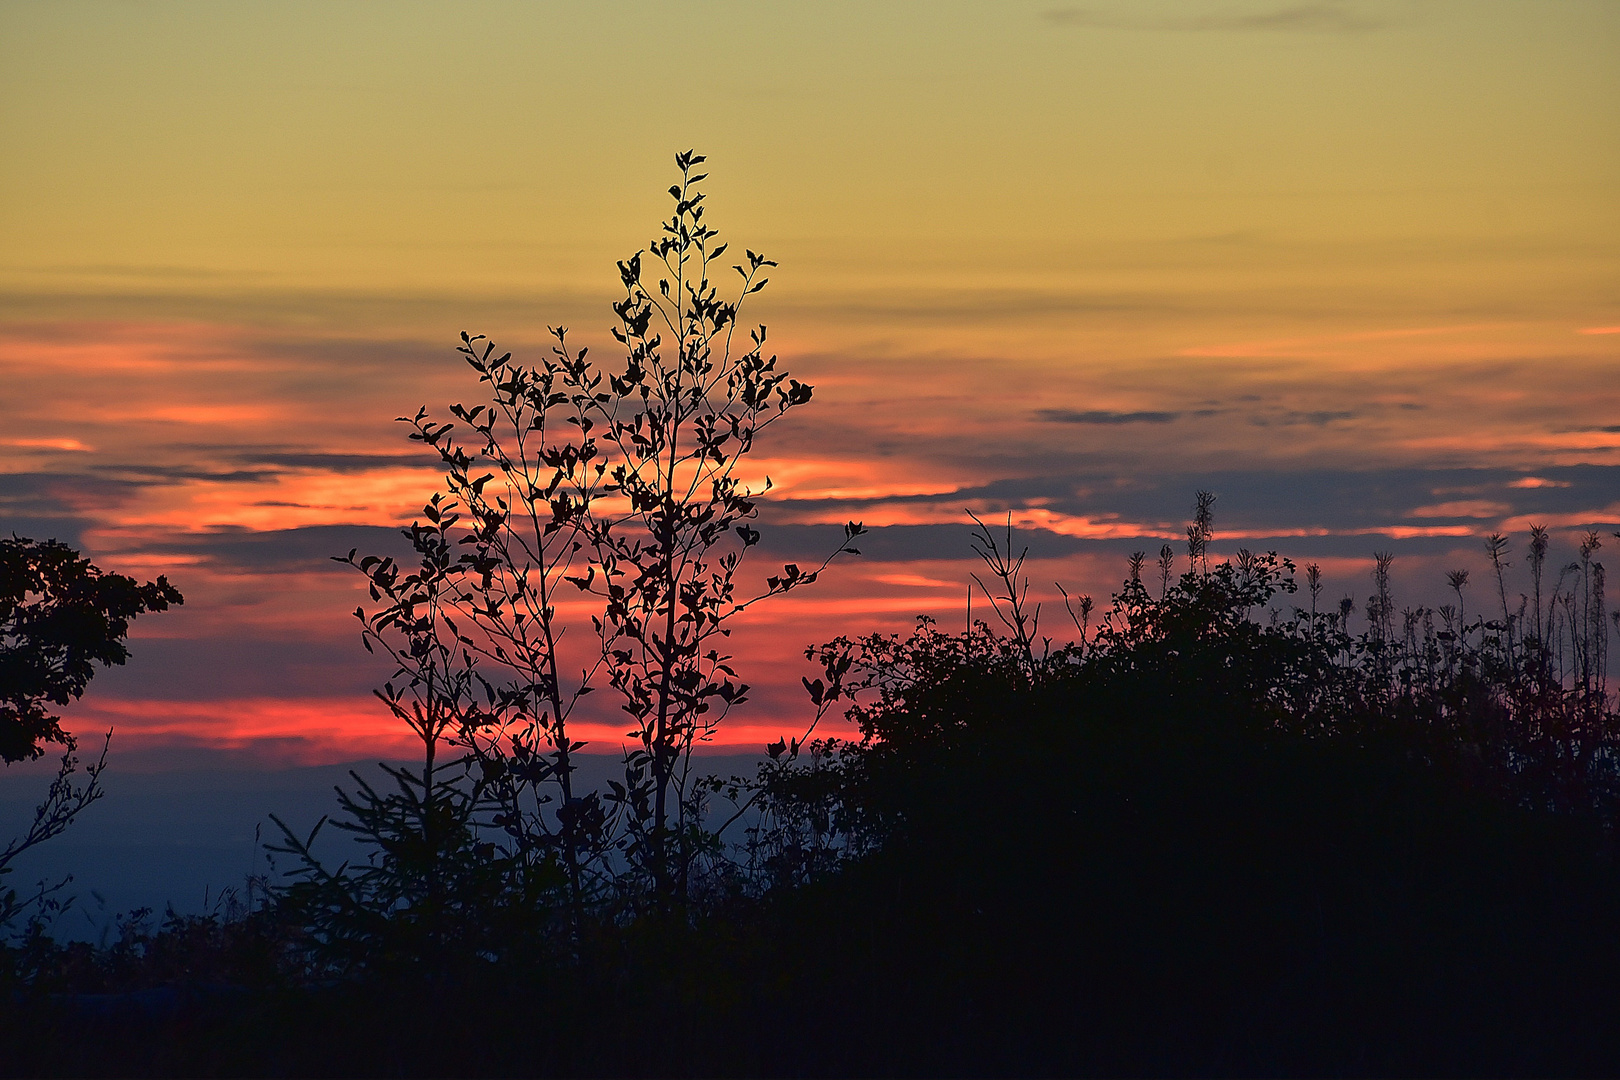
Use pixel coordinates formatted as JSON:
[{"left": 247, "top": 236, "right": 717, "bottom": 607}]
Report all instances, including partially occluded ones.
[{"left": 2, "top": 1, "right": 1617, "bottom": 763}]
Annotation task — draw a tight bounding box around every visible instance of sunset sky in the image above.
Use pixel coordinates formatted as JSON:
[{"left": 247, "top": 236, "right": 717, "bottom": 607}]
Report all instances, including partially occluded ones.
[{"left": 3, "top": 0, "right": 1617, "bottom": 765}]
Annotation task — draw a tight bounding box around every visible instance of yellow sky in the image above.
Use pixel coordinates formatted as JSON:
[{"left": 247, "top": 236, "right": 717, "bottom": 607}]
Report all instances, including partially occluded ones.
[{"left": 4, "top": 0, "right": 1616, "bottom": 331}]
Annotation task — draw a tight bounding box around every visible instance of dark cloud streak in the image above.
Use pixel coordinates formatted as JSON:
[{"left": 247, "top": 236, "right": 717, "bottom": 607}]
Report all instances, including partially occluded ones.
[
  {"left": 1042, "top": 3, "right": 1386, "bottom": 34},
  {"left": 104, "top": 524, "right": 416, "bottom": 573},
  {"left": 232, "top": 451, "right": 435, "bottom": 472},
  {"left": 1036, "top": 408, "right": 1183, "bottom": 425},
  {"left": 760, "top": 464, "right": 1620, "bottom": 540}
]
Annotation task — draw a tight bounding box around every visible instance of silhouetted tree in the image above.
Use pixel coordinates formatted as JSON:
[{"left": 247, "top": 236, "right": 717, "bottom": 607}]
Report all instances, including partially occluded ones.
[
  {"left": 275, "top": 152, "right": 861, "bottom": 962},
  {"left": 0, "top": 535, "right": 181, "bottom": 913}
]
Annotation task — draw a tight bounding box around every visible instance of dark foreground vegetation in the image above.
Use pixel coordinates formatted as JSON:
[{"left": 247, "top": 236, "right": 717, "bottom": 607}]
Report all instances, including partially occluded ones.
[
  {"left": 5, "top": 158, "right": 1619, "bottom": 1075},
  {"left": 5, "top": 515, "right": 1620, "bottom": 1076}
]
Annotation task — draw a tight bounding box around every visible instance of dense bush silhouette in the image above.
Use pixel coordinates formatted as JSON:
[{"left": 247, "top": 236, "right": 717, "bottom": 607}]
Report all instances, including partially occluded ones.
[{"left": 721, "top": 514, "right": 1620, "bottom": 1075}]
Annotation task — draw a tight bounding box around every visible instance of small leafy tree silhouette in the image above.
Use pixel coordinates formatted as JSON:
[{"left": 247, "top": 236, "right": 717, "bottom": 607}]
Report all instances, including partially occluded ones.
[
  {"left": 0, "top": 536, "right": 182, "bottom": 920},
  {"left": 279, "top": 153, "right": 861, "bottom": 941}
]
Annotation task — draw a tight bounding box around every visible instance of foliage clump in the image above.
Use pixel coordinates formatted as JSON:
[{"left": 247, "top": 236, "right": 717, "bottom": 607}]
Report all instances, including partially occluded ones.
[
  {"left": 1, "top": 535, "right": 182, "bottom": 927},
  {"left": 748, "top": 506, "right": 1620, "bottom": 874},
  {"left": 0, "top": 535, "right": 182, "bottom": 765}
]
